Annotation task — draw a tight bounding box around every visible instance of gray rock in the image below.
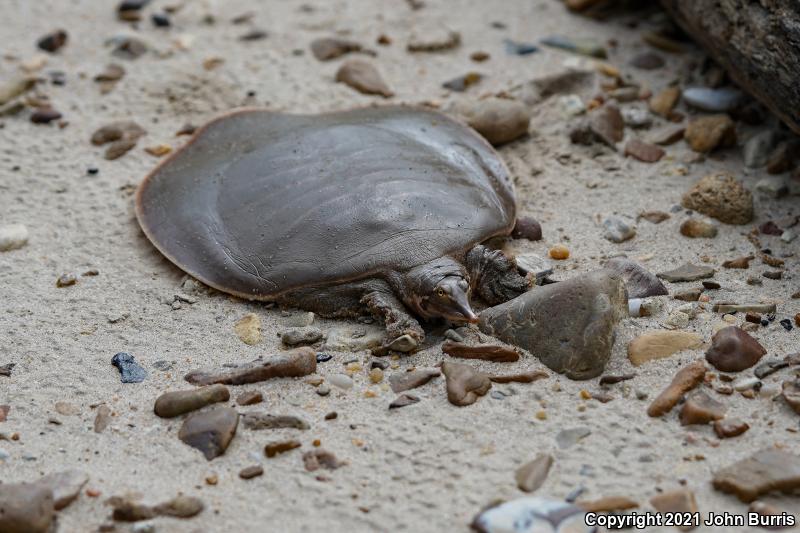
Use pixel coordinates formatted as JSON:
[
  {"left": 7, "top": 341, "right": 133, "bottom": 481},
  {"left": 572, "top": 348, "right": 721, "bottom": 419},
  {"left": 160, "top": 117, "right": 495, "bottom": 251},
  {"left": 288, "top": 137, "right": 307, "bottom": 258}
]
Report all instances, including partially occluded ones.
[
  {"left": 683, "top": 87, "right": 745, "bottom": 112},
  {"left": 0, "top": 482, "right": 55, "bottom": 533},
  {"left": 603, "top": 257, "right": 668, "bottom": 298},
  {"left": 657, "top": 263, "right": 715, "bottom": 282},
  {"left": 0, "top": 224, "right": 29, "bottom": 252},
  {"left": 111, "top": 352, "right": 147, "bottom": 383},
  {"left": 279, "top": 327, "right": 324, "bottom": 346},
  {"left": 515, "top": 253, "right": 553, "bottom": 284},
  {"left": 556, "top": 427, "right": 591, "bottom": 449},
  {"left": 178, "top": 407, "right": 238, "bottom": 460},
  {"left": 242, "top": 413, "right": 309, "bottom": 430},
  {"left": 744, "top": 131, "right": 779, "bottom": 168},
  {"left": 602, "top": 216, "right": 636, "bottom": 243},
  {"left": 479, "top": 269, "right": 627, "bottom": 380},
  {"left": 471, "top": 496, "right": 592, "bottom": 533}
]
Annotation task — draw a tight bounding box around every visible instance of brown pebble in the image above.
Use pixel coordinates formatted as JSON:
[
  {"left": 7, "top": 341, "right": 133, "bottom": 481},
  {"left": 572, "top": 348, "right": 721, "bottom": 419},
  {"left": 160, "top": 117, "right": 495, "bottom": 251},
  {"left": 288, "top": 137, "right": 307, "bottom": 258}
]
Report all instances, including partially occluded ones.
[
  {"left": 264, "top": 439, "right": 301, "bottom": 458},
  {"left": 577, "top": 496, "right": 638, "bottom": 513},
  {"left": 650, "top": 86, "right": 680, "bottom": 117},
  {"left": 712, "top": 449, "right": 800, "bottom": 503},
  {"left": 647, "top": 361, "right": 706, "bottom": 417},
  {"left": 673, "top": 288, "right": 703, "bottom": 302},
  {"left": 31, "top": 108, "right": 62, "bottom": 124},
  {"left": 184, "top": 347, "right": 316, "bottom": 385},
  {"left": 515, "top": 454, "right": 553, "bottom": 492},
  {"left": 177, "top": 406, "right": 238, "bottom": 460},
  {"left": 441, "top": 361, "right": 491, "bottom": 406},
  {"left": 470, "top": 51, "right": 490, "bottom": 62},
  {"left": 310, "top": 38, "right": 366, "bottom": 61},
  {"left": 763, "top": 270, "right": 783, "bottom": 280},
  {"left": 679, "top": 391, "right": 726, "bottom": 425},
  {"left": 388, "top": 394, "right": 420, "bottom": 409},
  {"left": 238, "top": 465, "right": 263, "bottom": 479},
  {"left": 512, "top": 216, "right": 542, "bottom": 241},
  {"left": 154, "top": 384, "right": 230, "bottom": 418},
  {"left": 442, "top": 340, "right": 519, "bottom": 362},
  {"left": 638, "top": 210, "right": 670, "bottom": 224},
  {"left": 37, "top": 30, "right": 68, "bottom": 53},
  {"left": 56, "top": 273, "right": 77, "bottom": 287},
  {"left": 489, "top": 370, "right": 548, "bottom": 384},
  {"left": 685, "top": 114, "right": 736, "bottom": 152},
  {"left": 745, "top": 312, "right": 762, "bottom": 324},
  {"left": 93, "top": 405, "right": 112, "bottom": 433},
  {"left": 680, "top": 219, "right": 717, "bottom": 239},
  {"left": 705, "top": 326, "right": 766, "bottom": 372},
  {"left": 713, "top": 418, "right": 749, "bottom": 439},
  {"left": 624, "top": 139, "right": 664, "bottom": 163},
  {"left": 782, "top": 379, "right": 800, "bottom": 414},
  {"left": 722, "top": 255, "right": 754, "bottom": 269},
  {"left": 235, "top": 391, "right": 263, "bottom": 406},
  {"left": 335, "top": 60, "right": 393, "bottom": 97},
  {"left": 324, "top": 411, "right": 338, "bottom": 420},
  {"left": 650, "top": 490, "right": 698, "bottom": 531},
  {"left": 303, "top": 449, "right": 345, "bottom": 471}
]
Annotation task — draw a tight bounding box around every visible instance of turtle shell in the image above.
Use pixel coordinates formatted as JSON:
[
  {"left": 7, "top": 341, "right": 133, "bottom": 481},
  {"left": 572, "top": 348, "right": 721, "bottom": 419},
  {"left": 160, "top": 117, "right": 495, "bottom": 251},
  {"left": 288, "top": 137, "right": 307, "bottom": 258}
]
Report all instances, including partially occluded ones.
[{"left": 135, "top": 106, "right": 516, "bottom": 300}]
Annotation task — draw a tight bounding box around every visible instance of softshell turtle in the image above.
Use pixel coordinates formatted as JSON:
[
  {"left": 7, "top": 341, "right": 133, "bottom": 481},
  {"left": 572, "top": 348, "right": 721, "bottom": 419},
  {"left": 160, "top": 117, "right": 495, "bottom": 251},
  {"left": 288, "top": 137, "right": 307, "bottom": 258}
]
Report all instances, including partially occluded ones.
[{"left": 136, "top": 106, "right": 529, "bottom": 351}]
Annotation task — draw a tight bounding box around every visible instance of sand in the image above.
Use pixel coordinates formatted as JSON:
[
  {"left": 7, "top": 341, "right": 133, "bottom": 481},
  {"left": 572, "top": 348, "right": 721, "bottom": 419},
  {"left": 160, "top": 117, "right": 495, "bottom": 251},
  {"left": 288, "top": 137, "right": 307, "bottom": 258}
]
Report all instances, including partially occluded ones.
[{"left": 1, "top": 0, "right": 798, "bottom": 532}]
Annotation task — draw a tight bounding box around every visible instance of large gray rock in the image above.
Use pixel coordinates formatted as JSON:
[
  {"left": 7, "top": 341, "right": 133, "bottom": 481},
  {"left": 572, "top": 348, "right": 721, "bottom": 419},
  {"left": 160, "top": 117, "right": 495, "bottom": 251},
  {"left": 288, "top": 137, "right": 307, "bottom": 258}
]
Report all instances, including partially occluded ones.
[
  {"left": 478, "top": 269, "right": 627, "bottom": 380},
  {"left": 0, "top": 482, "right": 55, "bottom": 533}
]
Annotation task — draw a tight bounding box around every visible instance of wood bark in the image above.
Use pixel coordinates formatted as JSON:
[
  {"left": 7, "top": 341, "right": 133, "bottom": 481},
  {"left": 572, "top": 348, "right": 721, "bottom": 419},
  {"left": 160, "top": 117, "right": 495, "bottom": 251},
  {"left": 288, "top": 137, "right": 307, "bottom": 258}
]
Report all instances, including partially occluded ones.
[{"left": 660, "top": 0, "right": 800, "bottom": 134}]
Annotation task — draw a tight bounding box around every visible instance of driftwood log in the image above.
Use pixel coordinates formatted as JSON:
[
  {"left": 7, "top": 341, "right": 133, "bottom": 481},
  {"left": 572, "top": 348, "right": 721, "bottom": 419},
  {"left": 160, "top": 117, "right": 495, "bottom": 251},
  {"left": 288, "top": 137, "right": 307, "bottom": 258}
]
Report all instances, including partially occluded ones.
[{"left": 660, "top": 0, "right": 800, "bottom": 134}]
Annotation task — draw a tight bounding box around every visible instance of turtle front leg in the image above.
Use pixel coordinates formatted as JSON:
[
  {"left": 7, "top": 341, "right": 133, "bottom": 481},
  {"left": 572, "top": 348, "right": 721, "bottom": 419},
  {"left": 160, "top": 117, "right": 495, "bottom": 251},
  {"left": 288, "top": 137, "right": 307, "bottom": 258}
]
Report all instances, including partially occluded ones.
[
  {"left": 361, "top": 288, "right": 424, "bottom": 353},
  {"left": 465, "top": 244, "right": 531, "bottom": 306}
]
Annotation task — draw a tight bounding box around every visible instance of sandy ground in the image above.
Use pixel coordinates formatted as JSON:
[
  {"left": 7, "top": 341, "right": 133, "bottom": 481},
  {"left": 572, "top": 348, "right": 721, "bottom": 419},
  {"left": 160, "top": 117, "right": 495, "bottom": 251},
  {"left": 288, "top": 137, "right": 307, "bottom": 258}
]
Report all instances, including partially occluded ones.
[{"left": 1, "top": 0, "right": 799, "bottom": 532}]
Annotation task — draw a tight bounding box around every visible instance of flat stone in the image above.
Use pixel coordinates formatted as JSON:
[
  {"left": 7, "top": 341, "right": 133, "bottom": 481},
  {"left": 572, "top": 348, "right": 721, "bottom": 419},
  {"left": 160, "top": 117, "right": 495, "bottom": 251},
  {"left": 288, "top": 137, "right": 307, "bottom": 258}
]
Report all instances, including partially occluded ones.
[
  {"left": 310, "top": 37, "right": 365, "bottom": 61},
  {"left": 638, "top": 210, "right": 671, "bottom": 224},
  {"left": 603, "top": 258, "right": 668, "bottom": 298},
  {"left": 93, "top": 405, "right": 111, "bottom": 433},
  {"left": 556, "top": 427, "right": 591, "bottom": 449},
  {"left": 453, "top": 97, "right": 531, "bottom": 146},
  {"left": 35, "top": 470, "right": 88, "bottom": 510},
  {"left": 442, "top": 341, "right": 519, "bottom": 362},
  {"left": 0, "top": 224, "right": 29, "bottom": 252},
  {"left": 110, "top": 495, "right": 204, "bottom": 521},
  {"left": 328, "top": 373, "right": 353, "bottom": 389},
  {"left": 673, "top": 288, "right": 703, "bottom": 301},
  {"left": 335, "top": 59, "right": 393, "bottom": 97},
  {"left": 479, "top": 269, "right": 627, "bottom": 380},
  {"left": 627, "top": 331, "right": 704, "bottom": 366},
  {"left": 713, "top": 303, "right": 776, "bottom": 314},
  {"left": 264, "top": 439, "right": 301, "bottom": 457},
  {"left": 685, "top": 114, "right": 736, "bottom": 152},
  {"left": 471, "top": 497, "right": 592, "bottom": 533},
  {"left": 302, "top": 449, "right": 345, "bottom": 471},
  {"left": 235, "top": 391, "right": 263, "bottom": 406},
  {"left": 388, "top": 394, "right": 420, "bottom": 409},
  {"left": 241, "top": 413, "right": 309, "bottom": 430},
  {"left": 712, "top": 449, "right": 800, "bottom": 503},
  {"left": 681, "top": 173, "right": 754, "bottom": 225},
  {"left": 279, "top": 327, "right": 323, "bottom": 346},
  {"left": 722, "top": 255, "right": 754, "bottom": 269},
  {"left": 680, "top": 219, "right": 717, "bottom": 238},
  {"left": 177, "top": 407, "right": 238, "bottom": 460},
  {"left": 602, "top": 216, "right": 636, "bottom": 242},
  {"left": 238, "top": 465, "right": 263, "bottom": 479},
  {"left": 781, "top": 379, "right": 800, "bottom": 414},
  {"left": 489, "top": 370, "right": 548, "bottom": 383},
  {"left": 154, "top": 384, "right": 230, "bottom": 418},
  {"left": 650, "top": 86, "right": 680, "bottom": 117},
  {"left": 589, "top": 104, "right": 624, "bottom": 147},
  {"left": 705, "top": 326, "right": 766, "bottom": 372},
  {"left": 649, "top": 124, "right": 685, "bottom": 146},
  {"left": 577, "top": 496, "right": 638, "bottom": 513},
  {"left": 515, "top": 253, "right": 553, "bottom": 284},
  {"left": 713, "top": 418, "right": 750, "bottom": 438},
  {"left": 647, "top": 361, "right": 707, "bottom": 417},
  {"left": 388, "top": 368, "right": 440, "bottom": 393},
  {"left": 515, "top": 454, "right": 553, "bottom": 492},
  {"left": 234, "top": 313, "right": 262, "bottom": 345},
  {"left": 755, "top": 176, "right": 790, "bottom": 198},
  {"left": 657, "top": 263, "right": 715, "bottom": 282},
  {"left": 683, "top": 87, "right": 745, "bottom": 112},
  {"left": 650, "top": 490, "right": 698, "bottom": 531},
  {"left": 0, "top": 482, "right": 55, "bottom": 533},
  {"left": 111, "top": 352, "right": 147, "bottom": 383},
  {"left": 441, "top": 361, "right": 491, "bottom": 406},
  {"left": 407, "top": 28, "right": 461, "bottom": 52},
  {"left": 442, "top": 72, "right": 483, "bottom": 92},
  {"left": 184, "top": 347, "right": 316, "bottom": 385},
  {"left": 624, "top": 139, "right": 665, "bottom": 163},
  {"left": 679, "top": 391, "right": 726, "bottom": 425}
]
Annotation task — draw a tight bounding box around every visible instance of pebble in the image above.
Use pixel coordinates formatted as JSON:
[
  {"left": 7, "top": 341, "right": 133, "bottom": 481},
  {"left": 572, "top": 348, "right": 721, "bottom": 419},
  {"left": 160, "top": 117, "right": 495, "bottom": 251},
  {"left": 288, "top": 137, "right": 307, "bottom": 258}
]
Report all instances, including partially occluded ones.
[
  {"left": 712, "top": 449, "right": 800, "bottom": 503},
  {"left": 649, "top": 86, "right": 680, "bottom": 117},
  {"left": 37, "top": 30, "right": 68, "bottom": 53},
  {"left": 705, "top": 326, "right": 766, "bottom": 372},
  {"left": 441, "top": 361, "right": 491, "bottom": 406},
  {"left": 55, "top": 401, "right": 79, "bottom": 416},
  {"left": 621, "top": 106, "right": 652, "bottom": 129},
  {"left": 624, "top": 139, "right": 664, "bottom": 162},
  {"left": 755, "top": 176, "right": 790, "bottom": 198},
  {"left": 503, "top": 39, "right": 539, "bottom": 55},
  {"left": 35, "top": 470, "right": 88, "bottom": 510},
  {"left": 673, "top": 288, "right": 703, "bottom": 301},
  {"left": 242, "top": 413, "right": 309, "bottom": 430},
  {"left": 264, "top": 439, "right": 302, "bottom": 458},
  {"left": 744, "top": 130, "right": 779, "bottom": 168},
  {"left": 515, "top": 253, "right": 553, "bottom": 284},
  {"left": 151, "top": 12, "right": 170, "bottom": 27},
  {"left": 682, "top": 87, "right": 745, "bottom": 112},
  {"left": 680, "top": 218, "right": 718, "bottom": 238},
  {"left": 604, "top": 257, "right": 668, "bottom": 298},
  {"left": 239, "top": 30, "right": 268, "bottom": 41},
  {"left": 489, "top": 370, "right": 548, "bottom": 384},
  {"left": 154, "top": 384, "right": 229, "bottom": 418},
  {"left": 542, "top": 241, "right": 574, "bottom": 264},
  {"left": 236, "top": 391, "right": 263, "bottom": 406},
  {"left": 91, "top": 121, "right": 145, "bottom": 160},
  {"left": 480, "top": 269, "right": 626, "bottom": 379},
  {"left": 540, "top": 35, "right": 606, "bottom": 58},
  {"left": 471, "top": 497, "right": 591, "bottom": 533},
  {"left": 585, "top": 104, "right": 625, "bottom": 147},
  {"left": 328, "top": 373, "right": 353, "bottom": 390},
  {"left": 647, "top": 361, "right": 706, "bottom": 417},
  {"left": 310, "top": 38, "right": 366, "bottom": 61},
  {"left": 684, "top": 115, "right": 736, "bottom": 153},
  {"left": 178, "top": 406, "right": 238, "bottom": 460},
  {"left": 657, "top": 263, "right": 715, "bottom": 282},
  {"left": 323, "top": 325, "right": 385, "bottom": 352},
  {"left": 515, "top": 454, "right": 553, "bottom": 492},
  {"left": 234, "top": 313, "right": 262, "bottom": 345},
  {"left": 452, "top": 97, "right": 530, "bottom": 145},
  {"left": 649, "top": 490, "right": 698, "bottom": 530},
  {"left": 109, "top": 494, "right": 203, "bottom": 521},
  {"left": 407, "top": 29, "right": 460, "bottom": 52},
  {"left": 335, "top": 60, "right": 393, "bottom": 97},
  {"left": 0, "top": 77, "right": 36, "bottom": 107},
  {"left": 280, "top": 327, "right": 323, "bottom": 346},
  {"left": 764, "top": 270, "right": 783, "bottom": 280},
  {"left": 470, "top": 51, "right": 490, "bottom": 62},
  {"left": 107, "top": 35, "right": 148, "bottom": 60},
  {"left": 713, "top": 418, "right": 749, "bottom": 439},
  {"left": 94, "top": 405, "right": 111, "bottom": 433},
  {"left": 722, "top": 255, "right": 753, "bottom": 269},
  {"left": 713, "top": 303, "right": 775, "bottom": 314},
  {"left": 30, "top": 108, "right": 62, "bottom": 124},
  {"left": 388, "top": 394, "right": 420, "bottom": 409},
  {"left": 0, "top": 482, "right": 55, "bottom": 533},
  {"left": 766, "top": 140, "right": 798, "bottom": 174},
  {"left": 302, "top": 449, "right": 345, "bottom": 471},
  {"left": 368, "top": 367, "right": 383, "bottom": 383},
  {"left": 111, "top": 352, "right": 147, "bottom": 383},
  {"left": 238, "top": 465, "right": 263, "bottom": 479},
  {"left": 679, "top": 391, "right": 726, "bottom": 425},
  {"left": 630, "top": 51, "right": 664, "bottom": 70},
  {"left": 316, "top": 384, "right": 331, "bottom": 397},
  {"left": 627, "top": 330, "right": 703, "bottom": 366},
  {"left": 442, "top": 72, "right": 483, "bottom": 92},
  {"left": 511, "top": 216, "right": 542, "bottom": 241},
  {"left": 442, "top": 341, "right": 519, "bottom": 362},
  {"left": 559, "top": 94, "right": 586, "bottom": 116},
  {"left": 387, "top": 368, "right": 440, "bottom": 393},
  {"left": 184, "top": 347, "right": 316, "bottom": 385},
  {"left": 649, "top": 124, "right": 685, "bottom": 146},
  {"left": 55, "top": 273, "right": 77, "bottom": 287},
  {"left": 602, "top": 216, "right": 636, "bottom": 242},
  {"left": 576, "top": 496, "right": 638, "bottom": 513},
  {"left": 0, "top": 224, "right": 29, "bottom": 252}
]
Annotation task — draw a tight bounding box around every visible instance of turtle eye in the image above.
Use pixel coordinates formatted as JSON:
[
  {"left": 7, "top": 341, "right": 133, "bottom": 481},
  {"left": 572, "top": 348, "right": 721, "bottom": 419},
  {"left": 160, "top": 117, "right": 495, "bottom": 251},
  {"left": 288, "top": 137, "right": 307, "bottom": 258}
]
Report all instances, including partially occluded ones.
[{"left": 436, "top": 288, "right": 445, "bottom": 297}]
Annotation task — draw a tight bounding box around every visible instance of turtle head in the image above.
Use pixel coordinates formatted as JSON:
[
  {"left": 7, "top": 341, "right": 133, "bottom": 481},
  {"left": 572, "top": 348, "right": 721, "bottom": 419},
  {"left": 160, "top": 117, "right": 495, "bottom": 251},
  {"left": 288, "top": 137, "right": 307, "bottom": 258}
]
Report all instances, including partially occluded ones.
[
  {"left": 402, "top": 258, "right": 478, "bottom": 324},
  {"left": 426, "top": 276, "right": 478, "bottom": 324}
]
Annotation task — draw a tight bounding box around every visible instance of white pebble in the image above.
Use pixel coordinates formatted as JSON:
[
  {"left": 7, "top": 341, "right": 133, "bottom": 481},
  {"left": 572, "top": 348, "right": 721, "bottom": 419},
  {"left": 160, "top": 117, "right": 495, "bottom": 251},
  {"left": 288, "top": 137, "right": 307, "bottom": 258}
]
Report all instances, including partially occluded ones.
[
  {"left": 328, "top": 373, "right": 353, "bottom": 390},
  {"left": 0, "top": 223, "right": 29, "bottom": 252}
]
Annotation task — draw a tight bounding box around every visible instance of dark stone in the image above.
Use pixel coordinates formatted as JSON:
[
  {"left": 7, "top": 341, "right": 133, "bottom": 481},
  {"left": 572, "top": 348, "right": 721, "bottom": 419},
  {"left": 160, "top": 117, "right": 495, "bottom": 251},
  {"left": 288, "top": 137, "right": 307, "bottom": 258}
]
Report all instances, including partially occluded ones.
[
  {"left": 389, "top": 394, "right": 420, "bottom": 408},
  {"left": 177, "top": 407, "right": 238, "bottom": 460},
  {"left": 111, "top": 352, "right": 147, "bottom": 383},
  {"left": 705, "top": 327, "right": 766, "bottom": 372},
  {"left": 604, "top": 258, "right": 668, "bottom": 298},
  {"left": 37, "top": 30, "right": 68, "bottom": 53},
  {"left": 512, "top": 216, "right": 543, "bottom": 241}
]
